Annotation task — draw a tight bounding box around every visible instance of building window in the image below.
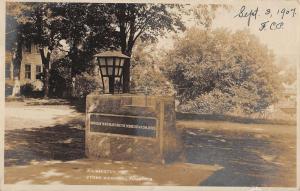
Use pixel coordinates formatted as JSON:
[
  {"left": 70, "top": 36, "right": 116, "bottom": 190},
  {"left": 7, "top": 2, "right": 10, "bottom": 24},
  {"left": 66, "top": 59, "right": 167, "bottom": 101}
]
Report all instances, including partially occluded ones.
[
  {"left": 25, "top": 64, "right": 31, "bottom": 79},
  {"left": 36, "top": 65, "right": 42, "bottom": 79},
  {"left": 5, "top": 64, "right": 11, "bottom": 79}
]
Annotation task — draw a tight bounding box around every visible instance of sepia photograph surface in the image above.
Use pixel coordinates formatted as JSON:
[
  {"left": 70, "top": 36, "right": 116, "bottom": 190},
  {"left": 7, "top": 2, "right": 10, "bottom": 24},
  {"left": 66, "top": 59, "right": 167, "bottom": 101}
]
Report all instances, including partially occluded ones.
[{"left": 2, "top": 0, "right": 299, "bottom": 189}]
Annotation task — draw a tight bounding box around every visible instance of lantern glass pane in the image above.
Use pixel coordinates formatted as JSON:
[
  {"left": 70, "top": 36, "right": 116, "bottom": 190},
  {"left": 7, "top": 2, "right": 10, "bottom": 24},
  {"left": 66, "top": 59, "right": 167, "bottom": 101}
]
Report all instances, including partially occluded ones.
[
  {"left": 100, "top": 67, "right": 107, "bottom": 76},
  {"left": 114, "top": 68, "right": 119, "bottom": 76},
  {"left": 118, "top": 67, "right": 123, "bottom": 76},
  {"left": 106, "top": 57, "right": 114, "bottom": 67},
  {"left": 119, "top": 59, "right": 125, "bottom": 67},
  {"left": 116, "top": 58, "right": 124, "bottom": 76},
  {"left": 114, "top": 58, "right": 120, "bottom": 76},
  {"left": 107, "top": 67, "right": 113, "bottom": 76},
  {"left": 99, "top": 58, "right": 106, "bottom": 66},
  {"left": 106, "top": 58, "right": 114, "bottom": 76}
]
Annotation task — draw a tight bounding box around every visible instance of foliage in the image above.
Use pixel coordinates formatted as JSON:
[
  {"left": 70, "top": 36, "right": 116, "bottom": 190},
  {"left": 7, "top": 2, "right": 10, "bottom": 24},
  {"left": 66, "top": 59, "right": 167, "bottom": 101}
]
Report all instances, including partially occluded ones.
[
  {"left": 6, "top": 3, "right": 33, "bottom": 80},
  {"left": 20, "top": 83, "right": 34, "bottom": 97},
  {"left": 52, "top": 3, "right": 115, "bottom": 76},
  {"left": 111, "top": 4, "right": 186, "bottom": 51},
  {"left": 73, "top": 72, "right": 101, "bottom": 98},
  {"left": 6, "top": 2, "right": 229, "bottom": 96},
  {"left": 50, "top": 57, "right": 101, "bottom": 98},
  {"left": 49, "top": 57, "right": 71, "bottom": 97},
  {"left": 7, "top": 3, "right": 67, "bottom": 97},
  {"left": 164, "top": 28, "right": 282, "bottom": 114},
  {"left": 179, "top": 89, "right": 232, "bottom": 114},
  {"left": 6, "top": 2, "right": 112, "bottom": 97},
  {"left": 107, "top": 4, "right": 227, "bottom": 92},
  {"left": 131, "top": 40, "right": 174, "bottom": 95},
  {"left": 131, "top": 65, "right": 175, "bottom": 96},
  {"left": 192, "top": 4, "right": 231, "bottom": 28},
  {"left": 106, "top": 4, "right": 186, "bottom": 92}
]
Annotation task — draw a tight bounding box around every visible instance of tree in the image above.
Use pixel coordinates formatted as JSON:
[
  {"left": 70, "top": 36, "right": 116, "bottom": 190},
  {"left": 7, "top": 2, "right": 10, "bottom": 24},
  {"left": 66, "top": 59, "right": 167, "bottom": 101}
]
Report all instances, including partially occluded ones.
[
  {"left": 6, "top": 2, "right": 32, "bottom": 80},
  {"left": 7, "top": 3, "right": 124, "bottom": 97},
  {"left": 6, "top": 3, "right": 66, "bottom": 97},
  {"left": 47, "top": 3, "right": 116, "bottom": 97},
  {"left": 6, "top": 3, "right": 228, "bottom": 97},
  {"left": 131, "top": 40, "right": 175, "bottom": 95},
  {"left": 192, "top": 4, "right": 231, "bottom": 28},
  {"left": 108, "top": 4, "right": 230, "bottom": 92},
  {"left": 53, "top": 3, "right": 115, "bottom": 77},
  {"left": 164, "top": 28, "right": 282, "bottom": 114},
  {"left": 106, "top": 4, "right": 185, "bottom": 92},
  {"left": 28, "top": 3, "right": 69, "bottom": 98}
]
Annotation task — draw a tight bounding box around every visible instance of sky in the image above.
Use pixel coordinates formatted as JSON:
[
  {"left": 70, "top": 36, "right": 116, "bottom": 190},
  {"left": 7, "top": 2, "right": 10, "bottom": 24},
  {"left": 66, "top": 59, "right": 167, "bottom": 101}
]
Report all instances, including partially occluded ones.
[
  {"left": 212, "top": 1, "right": 299, "bottom": 59},
  {"left": 157, "top": 1, "right": 299, "bottom": 66}
]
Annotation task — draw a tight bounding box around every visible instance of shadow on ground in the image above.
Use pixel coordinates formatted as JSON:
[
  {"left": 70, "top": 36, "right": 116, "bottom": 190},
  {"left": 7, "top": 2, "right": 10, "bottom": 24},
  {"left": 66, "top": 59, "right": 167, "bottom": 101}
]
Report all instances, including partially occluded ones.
[
  {"left": 5, "top": 105, "right": 294, "bottom": 186},
  {"left": 182, "top": 127, "right": 280, "bottom": 186},
  {"left": 5, "top": 123, "right": 281, "bottom": 186},
  {"left": 68, "top": 98, "right": 86, "bottom": 113},
  {"left": 5, "top": 124, "right": 85, "bottom": 167}
]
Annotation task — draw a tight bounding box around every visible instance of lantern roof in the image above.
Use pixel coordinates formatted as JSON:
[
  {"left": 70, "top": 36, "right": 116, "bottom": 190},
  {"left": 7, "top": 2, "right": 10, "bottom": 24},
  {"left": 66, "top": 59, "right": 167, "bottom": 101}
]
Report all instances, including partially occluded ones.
[{"left": 94, "top": 50, "right": 130, "bottom": 59}]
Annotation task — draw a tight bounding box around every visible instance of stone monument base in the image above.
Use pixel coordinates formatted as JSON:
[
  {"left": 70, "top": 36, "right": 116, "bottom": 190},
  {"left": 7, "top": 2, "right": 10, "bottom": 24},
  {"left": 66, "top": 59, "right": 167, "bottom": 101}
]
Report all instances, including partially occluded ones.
[{"left": 85, "top": 92, "right": 183, "bottom": 164}]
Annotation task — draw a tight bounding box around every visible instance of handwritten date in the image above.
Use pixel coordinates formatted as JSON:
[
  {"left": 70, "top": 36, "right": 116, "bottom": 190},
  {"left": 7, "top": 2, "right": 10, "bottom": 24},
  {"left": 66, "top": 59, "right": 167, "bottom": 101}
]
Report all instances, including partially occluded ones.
[
  {"left": 234, "top": 5, "right": 297, "bottom": 31},
  {"left": 234, "top": 6, "right": 258, "bottom": 26}
]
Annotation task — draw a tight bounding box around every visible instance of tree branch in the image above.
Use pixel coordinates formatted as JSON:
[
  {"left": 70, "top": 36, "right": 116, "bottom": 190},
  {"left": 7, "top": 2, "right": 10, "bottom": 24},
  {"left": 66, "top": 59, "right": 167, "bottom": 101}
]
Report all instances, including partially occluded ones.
[
  {"left": 57, "top": 46, "right": 69, "bottom": 53},
  {"left": 132, "top": 23, "right": 148, "bottom": 43}
]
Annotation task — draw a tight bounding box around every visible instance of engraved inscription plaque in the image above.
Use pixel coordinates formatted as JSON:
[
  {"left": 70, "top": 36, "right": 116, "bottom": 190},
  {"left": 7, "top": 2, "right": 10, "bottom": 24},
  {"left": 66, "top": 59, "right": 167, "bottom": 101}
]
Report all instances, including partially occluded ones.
[{"left": 90, "top": 114, "right": 157, "bottom": 138}]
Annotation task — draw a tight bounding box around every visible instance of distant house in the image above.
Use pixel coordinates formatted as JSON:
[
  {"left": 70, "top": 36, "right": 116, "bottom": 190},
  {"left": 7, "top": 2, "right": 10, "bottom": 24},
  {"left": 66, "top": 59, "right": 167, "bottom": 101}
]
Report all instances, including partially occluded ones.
[
  {"left": 277, "top": 82, "right": 297, "bottom": 115},
  {"left": 265, "top": 82, "right": 297, "bottom": 119},
  {"left": 5, "top": 43, "right": 43, "bottom": 96}
]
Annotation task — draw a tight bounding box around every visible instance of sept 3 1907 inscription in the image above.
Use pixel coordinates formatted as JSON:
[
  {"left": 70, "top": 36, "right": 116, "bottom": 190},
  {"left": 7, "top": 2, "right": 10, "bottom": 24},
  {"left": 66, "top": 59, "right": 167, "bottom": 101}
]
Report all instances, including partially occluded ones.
[{"left": 89, "top": 114, "right": 157, "bottom": 138}]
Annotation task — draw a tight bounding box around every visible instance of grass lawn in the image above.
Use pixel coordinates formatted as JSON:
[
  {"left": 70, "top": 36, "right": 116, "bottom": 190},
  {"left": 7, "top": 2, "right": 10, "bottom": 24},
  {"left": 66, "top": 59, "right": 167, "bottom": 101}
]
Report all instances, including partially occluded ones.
[{"left": 177, "top": 119, "right": 296, "bottom": 186}]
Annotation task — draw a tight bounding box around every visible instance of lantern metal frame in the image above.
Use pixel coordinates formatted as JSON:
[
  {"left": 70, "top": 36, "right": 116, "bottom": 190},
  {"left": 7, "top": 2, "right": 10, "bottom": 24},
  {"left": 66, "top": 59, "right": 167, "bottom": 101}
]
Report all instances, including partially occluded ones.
[{"left": 94, "top": 51, "right": 130, "bottom": 94}]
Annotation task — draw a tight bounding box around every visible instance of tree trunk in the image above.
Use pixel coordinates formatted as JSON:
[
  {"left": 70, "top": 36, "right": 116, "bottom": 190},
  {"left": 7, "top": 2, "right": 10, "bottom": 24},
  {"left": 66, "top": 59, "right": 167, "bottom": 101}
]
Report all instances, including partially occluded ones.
[
  {"left": 12, "top": 54, "right": 21, "bottom": 80},
  {"left": 39, "top": 48, "right": 51, "bottom": 98},
  {"left": 12, "top": 36, "right": 22, "bottom": 80},
  {"left": 118, "top": 7, "right": 131, "bottom": 93},
  {"left": 122, "top": 59, "right": 130, "bottom": 93},
  {"left": 122, "top": 18, "right": 136, "bottom": 93},
  {"left": 44, "top": 67, "right": 49, "bottom": 98},
  {"left": 69, "top": 44, "right": 79, "bottom": 97}
]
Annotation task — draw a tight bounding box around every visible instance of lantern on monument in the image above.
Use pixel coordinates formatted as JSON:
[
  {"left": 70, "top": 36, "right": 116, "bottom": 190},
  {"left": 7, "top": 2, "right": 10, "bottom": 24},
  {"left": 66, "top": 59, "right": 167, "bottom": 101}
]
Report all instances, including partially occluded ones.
[{"left": 94, "top": 50, "right": 130, "bottom": 94}]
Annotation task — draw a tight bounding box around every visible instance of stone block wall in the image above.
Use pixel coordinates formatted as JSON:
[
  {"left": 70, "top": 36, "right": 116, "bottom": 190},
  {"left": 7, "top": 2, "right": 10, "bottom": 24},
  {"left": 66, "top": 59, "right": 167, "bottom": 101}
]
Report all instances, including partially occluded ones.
[{"left": 85, "top": 92, "right": 182, "bottom": 163}]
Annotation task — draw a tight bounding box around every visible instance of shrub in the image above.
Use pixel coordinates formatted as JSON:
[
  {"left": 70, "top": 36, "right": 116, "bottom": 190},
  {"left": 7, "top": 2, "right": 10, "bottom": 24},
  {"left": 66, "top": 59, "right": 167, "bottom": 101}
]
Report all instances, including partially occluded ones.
[
  {"left": 49, "top": 58, "right": 71, "bottom": 98},
  {"left": 20, "top": 83, "right": 34, "bottom": 97},
  {"left": 130, "top": 39, "right": 175, "bottom": 96},
  {"left": 164, "top": 28, "right": 282, "bottom": 114},
  {"left": 179, "top": 89, "right": 234, "bottom": 114},
  {"left": 5, "top": 83, "right": 13, "bottom": 97},
  {"left": 73, "top": 72, "right": 101, "bottom": 98},
  {"left": 131, "top": 64, "right": 175, "bottom": 96}
]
